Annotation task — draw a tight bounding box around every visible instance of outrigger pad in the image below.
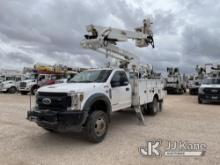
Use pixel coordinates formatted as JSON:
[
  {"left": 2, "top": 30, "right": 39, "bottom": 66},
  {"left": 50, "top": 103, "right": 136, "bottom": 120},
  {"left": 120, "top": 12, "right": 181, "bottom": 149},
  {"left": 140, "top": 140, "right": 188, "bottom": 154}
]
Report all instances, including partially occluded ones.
[{"left": 134, "top": 107, "right": 145, "bottom": 125}]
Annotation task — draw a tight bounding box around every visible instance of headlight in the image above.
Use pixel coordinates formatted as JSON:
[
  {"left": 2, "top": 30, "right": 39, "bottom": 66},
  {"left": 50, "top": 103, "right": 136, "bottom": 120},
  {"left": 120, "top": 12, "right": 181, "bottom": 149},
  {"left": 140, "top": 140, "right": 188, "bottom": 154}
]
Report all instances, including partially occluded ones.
[
  {"left": 198, "top": 87, "right": 204, "bottom": 94},
  {"left": 67, "top": 92, "right": 84, "bottom": 111}
]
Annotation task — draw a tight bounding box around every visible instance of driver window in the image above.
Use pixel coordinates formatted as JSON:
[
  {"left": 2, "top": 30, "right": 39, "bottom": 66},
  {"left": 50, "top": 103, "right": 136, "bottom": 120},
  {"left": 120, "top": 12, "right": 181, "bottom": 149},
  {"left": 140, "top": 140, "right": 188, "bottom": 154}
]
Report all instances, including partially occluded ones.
[
  {"left": 38, "top": 75, "right": 45, "bottom": 81},
  {"left": 111, "top": 71, "right": 128, "bottom": 87}
]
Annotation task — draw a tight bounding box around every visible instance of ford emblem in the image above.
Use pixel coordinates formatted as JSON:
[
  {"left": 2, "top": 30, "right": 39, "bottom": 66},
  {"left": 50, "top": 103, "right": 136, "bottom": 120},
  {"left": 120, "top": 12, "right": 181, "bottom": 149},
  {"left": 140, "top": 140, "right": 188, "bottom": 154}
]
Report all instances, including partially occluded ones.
[{"left": 42, "top": 98, "right": 52, "bottom": 105}]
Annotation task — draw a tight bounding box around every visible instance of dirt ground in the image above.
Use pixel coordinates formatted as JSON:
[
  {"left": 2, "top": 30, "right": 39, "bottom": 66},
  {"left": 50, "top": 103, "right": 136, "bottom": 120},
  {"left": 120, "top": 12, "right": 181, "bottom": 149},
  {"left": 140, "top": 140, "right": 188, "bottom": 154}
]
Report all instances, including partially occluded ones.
[{"left": 0, "top": 93, "right": 220, "bottom": 165}]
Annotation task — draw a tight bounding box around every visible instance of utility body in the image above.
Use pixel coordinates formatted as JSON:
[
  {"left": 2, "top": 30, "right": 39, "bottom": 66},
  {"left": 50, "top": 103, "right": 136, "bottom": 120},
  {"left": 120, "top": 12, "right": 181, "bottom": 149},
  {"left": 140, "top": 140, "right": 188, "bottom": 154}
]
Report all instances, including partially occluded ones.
[
  {"left": 198, "top": 64, "right": 220, "bottom": 104},
  {"left": 188, "top": 64, "right": 213, "bottom": 95}
]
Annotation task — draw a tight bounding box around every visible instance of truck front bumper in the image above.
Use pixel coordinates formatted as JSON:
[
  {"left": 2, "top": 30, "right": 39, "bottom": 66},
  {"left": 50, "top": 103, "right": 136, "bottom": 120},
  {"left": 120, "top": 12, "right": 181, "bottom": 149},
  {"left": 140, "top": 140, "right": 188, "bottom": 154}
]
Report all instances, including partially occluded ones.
[
  {"left": 27, "top": 108, "right": 88, "bottom": 132},
  {"left": 165, "top": 86, "right": 179, "bottom": 93},
  {"left": 198, "top": 94, "right": 220, "bottom": 103},
  {"left": 0, "top": 88, "right": 7, "bottom": 92},
  {"left": 19, "top": 88, "right": 30, "bottom": 92}
]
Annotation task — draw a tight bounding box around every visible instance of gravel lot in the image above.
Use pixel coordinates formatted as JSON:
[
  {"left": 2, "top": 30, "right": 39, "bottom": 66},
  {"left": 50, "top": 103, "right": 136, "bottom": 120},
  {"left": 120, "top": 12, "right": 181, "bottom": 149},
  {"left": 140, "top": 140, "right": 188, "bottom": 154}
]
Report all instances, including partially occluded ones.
[{"left": 0, "top": 93, "right": 220, "bottom": 165}]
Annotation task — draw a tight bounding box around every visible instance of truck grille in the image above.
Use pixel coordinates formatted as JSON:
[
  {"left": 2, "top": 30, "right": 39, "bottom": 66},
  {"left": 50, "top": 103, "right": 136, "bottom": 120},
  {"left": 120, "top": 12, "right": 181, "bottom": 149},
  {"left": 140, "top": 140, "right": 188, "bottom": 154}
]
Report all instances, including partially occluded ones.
[
  {"left": 204, "top": 88, "right": 220, "bottom": 95},
  {"left": 20, "top": 82, "right": 27, "bottom": 88},
  {"left": 37, "top": 92, "right": 71, "bottom": 111}
]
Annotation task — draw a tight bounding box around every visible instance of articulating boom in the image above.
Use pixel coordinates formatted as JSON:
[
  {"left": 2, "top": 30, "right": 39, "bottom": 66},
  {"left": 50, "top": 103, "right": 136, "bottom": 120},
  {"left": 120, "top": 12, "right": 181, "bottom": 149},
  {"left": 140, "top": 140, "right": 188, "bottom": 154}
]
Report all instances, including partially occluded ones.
[{"left": 80, "top": 19, "right": 154, "bottom": 68}]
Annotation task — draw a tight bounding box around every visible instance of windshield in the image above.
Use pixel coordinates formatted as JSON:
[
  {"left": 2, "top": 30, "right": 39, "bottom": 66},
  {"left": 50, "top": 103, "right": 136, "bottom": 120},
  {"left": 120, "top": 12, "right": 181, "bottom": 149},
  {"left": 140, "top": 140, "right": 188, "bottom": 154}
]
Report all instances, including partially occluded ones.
[
  {"left": 69, "top": 70, "right": 112, "bottom": 83},
  {"left": 203, "top": 78, "right": 220, "bottom": 84},
  {"left": 25, "top": 74, "right": 38, "bottom": 80}
]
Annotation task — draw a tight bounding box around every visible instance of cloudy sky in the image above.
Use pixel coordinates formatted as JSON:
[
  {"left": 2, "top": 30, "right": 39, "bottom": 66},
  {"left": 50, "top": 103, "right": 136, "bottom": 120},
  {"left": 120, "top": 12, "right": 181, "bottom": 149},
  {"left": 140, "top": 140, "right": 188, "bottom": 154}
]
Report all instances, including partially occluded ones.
[{"left": 0, "top": 0, "right": 220, "bottom": 74}]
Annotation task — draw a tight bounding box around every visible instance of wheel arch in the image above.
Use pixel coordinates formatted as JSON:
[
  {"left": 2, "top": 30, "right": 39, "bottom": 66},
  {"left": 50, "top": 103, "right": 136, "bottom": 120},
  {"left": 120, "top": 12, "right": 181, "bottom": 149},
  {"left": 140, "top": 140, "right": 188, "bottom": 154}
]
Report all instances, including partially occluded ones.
[
  {"left": 154, "top": 93, "right": 159, "bottom": 101},
  {"left": 82, "top": 93, "right": 112, "bottom": 116}
]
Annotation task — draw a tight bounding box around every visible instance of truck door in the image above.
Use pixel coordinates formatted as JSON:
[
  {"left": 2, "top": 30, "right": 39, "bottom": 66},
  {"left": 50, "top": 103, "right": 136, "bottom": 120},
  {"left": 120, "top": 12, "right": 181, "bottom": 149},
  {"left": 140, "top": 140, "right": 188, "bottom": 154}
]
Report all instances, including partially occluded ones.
[{"left": 110, "top": 71, "right": 131, "bottom": 111}]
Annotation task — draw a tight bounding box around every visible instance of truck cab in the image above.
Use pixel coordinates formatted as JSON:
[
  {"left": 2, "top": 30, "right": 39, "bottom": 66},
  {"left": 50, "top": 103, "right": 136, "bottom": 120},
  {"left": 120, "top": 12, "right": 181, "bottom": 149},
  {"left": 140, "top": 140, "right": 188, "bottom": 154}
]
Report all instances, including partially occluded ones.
[
  {"left": 165, "top": 67, "right": 186, "bottom": 94},
  {"left": 188, "top": 75, "right": 202, "bottom": 95},
  {"left": 0, "top": 75, "right": 24, "bottom": 94},
  {"left": 27, "top": 68, "right": 165, "bottom": 142},
  {"left": 19, "top": 73, "right": 65, "bottom": 95},
  {"left": 198, "top": 78, "right": 220, "bottom": 104}
]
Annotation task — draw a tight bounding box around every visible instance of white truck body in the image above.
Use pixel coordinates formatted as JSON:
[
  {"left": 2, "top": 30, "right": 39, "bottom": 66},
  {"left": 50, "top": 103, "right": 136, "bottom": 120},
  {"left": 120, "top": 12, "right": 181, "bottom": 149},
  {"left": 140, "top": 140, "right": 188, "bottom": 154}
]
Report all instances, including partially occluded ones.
[
  {"left": 165, "top": 67, "right": 186, "bottom": 94},
  {"left": 198, "top": 64, "right": 220, "bottom": 104},
  {"left": 0, "top": 80, "right": 19, "bottom": 93},
  {"left": 37, "top": 68, "right": 166, "bottom": 112}
]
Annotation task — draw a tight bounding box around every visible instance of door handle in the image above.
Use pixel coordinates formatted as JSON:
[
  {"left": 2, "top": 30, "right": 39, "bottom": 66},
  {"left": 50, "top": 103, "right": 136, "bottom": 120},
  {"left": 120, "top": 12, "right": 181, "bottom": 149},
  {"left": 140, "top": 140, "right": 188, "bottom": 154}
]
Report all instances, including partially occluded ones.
[{"left": 126, "top": 88, "right": 130, "bottom": 91}]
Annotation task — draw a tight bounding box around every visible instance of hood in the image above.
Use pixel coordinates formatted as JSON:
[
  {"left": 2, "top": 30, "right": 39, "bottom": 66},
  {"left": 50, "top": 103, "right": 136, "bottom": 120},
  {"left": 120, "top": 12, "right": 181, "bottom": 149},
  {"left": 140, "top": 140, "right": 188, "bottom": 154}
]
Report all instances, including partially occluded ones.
[
  {"left": 2, "top": 81, "right": 15, "bottom": 85},
  {"left": 200, "top": 84, "right": 220, "bottom": 88},
  {"left": 38, "top": 83, "right": 105, "bottom": 93}
]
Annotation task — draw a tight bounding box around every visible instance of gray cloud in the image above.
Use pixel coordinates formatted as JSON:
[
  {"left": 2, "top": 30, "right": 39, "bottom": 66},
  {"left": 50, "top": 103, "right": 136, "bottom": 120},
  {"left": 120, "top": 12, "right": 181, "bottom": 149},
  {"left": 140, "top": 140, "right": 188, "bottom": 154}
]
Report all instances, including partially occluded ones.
[{"left": 0, "top": 0, "right": 220, "bottom": 75}]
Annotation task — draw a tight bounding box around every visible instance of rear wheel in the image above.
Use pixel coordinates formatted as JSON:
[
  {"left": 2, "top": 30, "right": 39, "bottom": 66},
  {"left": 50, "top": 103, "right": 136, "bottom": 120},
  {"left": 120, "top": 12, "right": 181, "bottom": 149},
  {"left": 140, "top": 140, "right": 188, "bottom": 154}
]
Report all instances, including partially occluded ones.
[
  {"left": 147, "top": 97, "right": 159, "bottom": 116},
  {"left": 8, "top": 87, "right": 17, "bottom": 94},
  {"left": 86, "top": 111, "right": 109, "bottom": 143},
  {"left": 198, "top": 97, "right": 203, "bottom": 104}
]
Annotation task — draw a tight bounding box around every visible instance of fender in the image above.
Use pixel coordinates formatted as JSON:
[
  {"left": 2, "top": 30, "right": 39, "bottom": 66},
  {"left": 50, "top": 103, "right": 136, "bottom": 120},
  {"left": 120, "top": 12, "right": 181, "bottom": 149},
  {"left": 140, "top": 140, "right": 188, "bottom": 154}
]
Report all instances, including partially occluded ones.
[{"left": 82, "top": 93, "right": 112, "bottom": 115}]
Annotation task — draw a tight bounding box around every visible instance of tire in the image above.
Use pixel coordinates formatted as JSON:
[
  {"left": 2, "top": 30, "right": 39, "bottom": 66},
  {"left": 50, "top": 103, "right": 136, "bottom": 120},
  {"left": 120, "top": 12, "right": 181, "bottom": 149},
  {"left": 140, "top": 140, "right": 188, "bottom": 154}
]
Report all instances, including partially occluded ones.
[
  {"left": 198, "top": 97, "right": 203, "bottom": 104},
  {"left": 8, "top": 86, "right": 17, "bottom": 94},
  {"left": 159, "top": 100, "right": 163, "bottom": 112},
  {"left": 20, "top": 91, "right": 29, "bottom": 95},
  {"left": 31, "top": 86, "right": 38, "bottom": 95},
  {"left": 85, "top": 111, "right": 109, "bottom": 143},
  {"left": 178, "top": 89, "right": 184, "bottom": 95},
  {"left": 147, "top": 97, "right": 159, "bottom": 116}
]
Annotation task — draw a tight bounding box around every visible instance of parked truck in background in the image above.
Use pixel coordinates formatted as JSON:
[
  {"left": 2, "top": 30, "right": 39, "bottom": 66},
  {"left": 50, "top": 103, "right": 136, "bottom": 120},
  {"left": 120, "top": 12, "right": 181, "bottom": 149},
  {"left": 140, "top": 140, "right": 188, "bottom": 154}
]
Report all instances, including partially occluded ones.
[
  {"left": 0, "top": 72, "right": 24, "bottom": 94},
  {"left": 198, "top": 64, "right": 220, "bottom": 104},
  {"left": 19, "top": 64, "right": 79, "bottom": 95},
  {"left": 165, "top": 67, "right": 186, "bottom": 94},
  {"left": 188, "top": 64, "right": 213, "bottom": 95}
]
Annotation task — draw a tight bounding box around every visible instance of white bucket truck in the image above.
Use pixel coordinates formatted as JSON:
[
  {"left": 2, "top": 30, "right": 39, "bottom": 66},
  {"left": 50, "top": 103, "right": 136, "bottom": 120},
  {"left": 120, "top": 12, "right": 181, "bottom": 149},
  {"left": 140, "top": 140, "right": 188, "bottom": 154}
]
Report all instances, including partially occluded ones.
[
  {"left": 198, "top": 64, "right": 220, "bottom": 104},
  {"left": 27, "top": 19, "right": 166, "bottom": 143}
]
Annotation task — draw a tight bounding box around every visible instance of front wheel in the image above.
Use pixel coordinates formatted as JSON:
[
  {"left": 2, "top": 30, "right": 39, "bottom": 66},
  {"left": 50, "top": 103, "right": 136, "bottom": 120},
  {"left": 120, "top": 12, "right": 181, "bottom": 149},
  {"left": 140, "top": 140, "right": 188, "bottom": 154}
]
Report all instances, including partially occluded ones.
[
  {"left": 86, "top": 111, "right": 109, "bottom": 143},
  {"left": 8, "top": 86, "right": 17, "bottom": 94},
  {"left": 198, "top": 97, "right": 203, "bottom": 104}
]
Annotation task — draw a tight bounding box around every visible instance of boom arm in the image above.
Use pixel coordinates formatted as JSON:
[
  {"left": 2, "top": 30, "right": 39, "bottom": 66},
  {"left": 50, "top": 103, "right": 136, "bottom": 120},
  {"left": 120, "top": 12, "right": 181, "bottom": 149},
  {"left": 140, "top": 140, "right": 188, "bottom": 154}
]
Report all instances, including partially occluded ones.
[{"left": 80, "top": 19, "right": 154, "bottom": 68}]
